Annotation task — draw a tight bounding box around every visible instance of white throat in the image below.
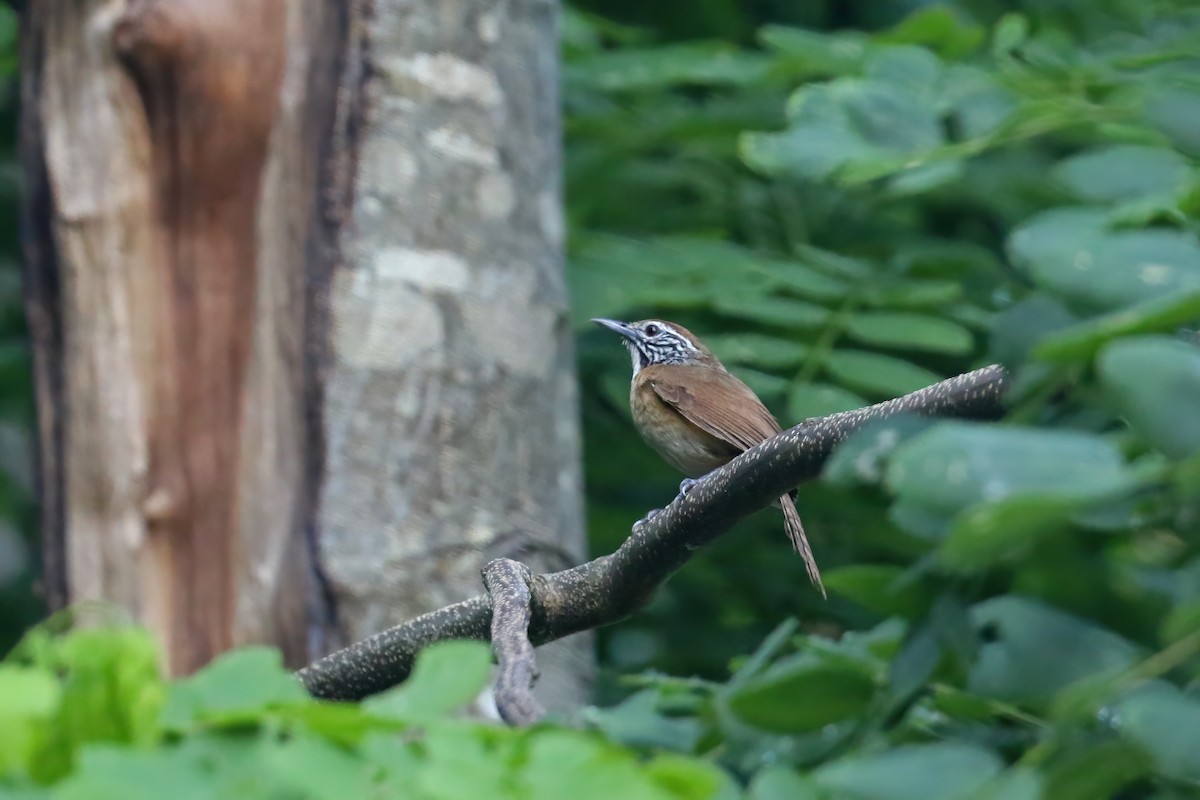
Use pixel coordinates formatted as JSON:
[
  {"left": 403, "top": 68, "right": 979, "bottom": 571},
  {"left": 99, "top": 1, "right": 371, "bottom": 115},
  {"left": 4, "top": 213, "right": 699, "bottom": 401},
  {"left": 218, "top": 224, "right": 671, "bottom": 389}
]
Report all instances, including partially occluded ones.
[{"left": 626, "top": 342, "right": 642, "bottom": 378}]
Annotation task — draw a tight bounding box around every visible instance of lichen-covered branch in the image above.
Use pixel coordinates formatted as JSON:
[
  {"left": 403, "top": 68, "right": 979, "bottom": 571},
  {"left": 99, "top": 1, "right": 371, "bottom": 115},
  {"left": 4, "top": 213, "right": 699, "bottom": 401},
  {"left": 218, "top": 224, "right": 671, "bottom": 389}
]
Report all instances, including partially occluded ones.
[
  {"left": 483, "top": 558, "right": 544, "bottom": 725},
  {"left": 299, "top": 365, "right": 1009, "bottom": 701}
]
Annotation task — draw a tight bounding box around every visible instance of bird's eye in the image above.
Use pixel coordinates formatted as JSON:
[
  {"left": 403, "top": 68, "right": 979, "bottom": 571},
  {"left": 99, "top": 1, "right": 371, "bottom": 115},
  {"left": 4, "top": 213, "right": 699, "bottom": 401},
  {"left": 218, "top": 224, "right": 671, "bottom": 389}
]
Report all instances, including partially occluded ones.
[{"left": 643, "top": 323, "right": 661, "bottom": 337}]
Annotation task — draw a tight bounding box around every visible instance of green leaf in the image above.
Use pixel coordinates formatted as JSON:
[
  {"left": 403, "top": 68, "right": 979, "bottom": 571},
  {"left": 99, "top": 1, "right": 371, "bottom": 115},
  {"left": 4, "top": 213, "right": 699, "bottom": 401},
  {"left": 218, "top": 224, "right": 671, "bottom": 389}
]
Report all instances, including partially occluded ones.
[
  {"left": 0, "top": 666, "right": 60, "bottom": 777},
  {"left": 705, "top": 334, "right": 811, "bottom": 369},
  {"left": 861, "top": 46, "right": 942, "bottom": 106},
  {"left": 863, "top": 278, "right": 962, "bottom": 309},
  {"left": 885, "top": 423, "right": 1137, "bottom": 517},
  {"left": 1008, "top": 208, "right": 1200, "bottom": 312},
  {"left": 788, "top": 381, "right": 866, "bottom": 421},
  {"left": 416, "top": 725, "right": 512, "bottom": 800},
  {"left": 884, "top": 159, "right": 965, "bottom": 196},
  {"left": 992, "top": 13, "right": 1029, "bottom": 54},
  {"left": 742, "top": 50, "right": 947, "bottom": 183},
  {"left": 973, "top": 769, "right": 1044, "bottom": 800},
  {"left": 53, "top": 745, "right": 213, "bottom": 800},
  {"left": 161, "top": 647, "right": 306, "bottom": 729},
  {"left": 1053, "top": 145, "right": 1191, "bottom": 204},
  {"left": 794, "top": 245, "right": 873, "bottom": 280},
  {"left": 714, "top": 295, "right": 831, "bottom": 329},
  {"left": 968, "top": 596, "right": 1141, "bottom": 704},
  {"left": 989, "top": 293, "right": 1079, "bottom": 366},
  {"left": 724, "top": 654, "right": 876, "bottom": 733},
  {"left": 569, "top": 236, "right": 724, "bottom": 323},
  {"left": 365, "top": 640, "right": 492, "bottom": 721},
  {"left": 1162, "top": 599, "right": 1200, "bottom": 645},
  {"left": 1146, "top": 86, "right": 1200, "bottom": 158},
  {"left": 824, "top": 565, "right": 931, "bottom": 619},
  {"left": 749, "top": 767, "right": 824, "bottom": 800},
  {"left": 644, "top": 755, "right": 729, "bottom": 800},
  {"left": 275, "top": 701, "right": 401, "bottom": 747},
  {"left": 249, "top": 729, "right": 378, "bottom": 800},
  {"left": 938, "top": 494, "right": 1080, "bottom": 571},
  {"left": 765, "top": 263, "right": 850, "bottom": 302},
  {"left": 566, "top": 42, "right": 774, "bottom": 91},
  {"left": 358, "top": 732, "right": 421, "bottom": 787},
  {"left": 1115, "top": 683, "right": 1200, "bottom": 782},
  {"left": 878, "top": 6, "right": 984, "bottom": 59},
  {"left": 886, "top": 621, "right": 941, "bottom": 710},
  {"left": 814, "top": 742, "right": 1003, "bottom": 800},
  {"left": 845, "top": 312, "right": 974, "bottom": 355},
  {"left": 18, "top": 626, "right": 167, "bottom": 782},
  {"left": 823, "top": 415, "right": 938, "bottom": 487},
  {"left": 1040, "top": 740, "right": 1148, "bottom": 800},
  {"left": 575, "top": 237, "right": 849, "bottom": 315},
  {"left": 1097, "top": 336, "right": 1200, "bottom": 458},
  {"left": 523, "top": 730, "right": 677, "bottom": 800},
  {"left": 584, "top": 690, "right": 705, "bottom": 753},
  {"left": 0, "top": 666, "right": 60, "bottom": 719},
  {"left": 741, "top": 121, "right": 874, "bottom": 182},
  {"left": 824, "top": 350, "right": 942, "bottom": 398},
  {"left": 1032, "top": 289, "right": 1200, "bottom": 362},
  {"left": 758, "top": 26, "right": 868, "bottom": 77},
  {"left": 928, "top": 685, "right": 996, "bottom": 722},
  {"left": 944, "top": 63, "right": 1016, "bottom": 138}
]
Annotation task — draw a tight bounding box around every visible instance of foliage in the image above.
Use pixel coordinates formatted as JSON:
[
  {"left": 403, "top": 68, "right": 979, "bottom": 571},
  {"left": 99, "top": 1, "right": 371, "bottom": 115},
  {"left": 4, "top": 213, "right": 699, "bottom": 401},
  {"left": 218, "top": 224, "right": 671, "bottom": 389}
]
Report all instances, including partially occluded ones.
[
  {"left": 5, "top": 0, "right": 1200, "bottom": 797},
  {"left": 0, "top": 2, "right": 37, "bottom": 655},
  {"left": 565, "top": 0, "right": 1200, "bottom": 797},
  {"left": 0, "top": 625, "right": 732, "bottom": 799}
]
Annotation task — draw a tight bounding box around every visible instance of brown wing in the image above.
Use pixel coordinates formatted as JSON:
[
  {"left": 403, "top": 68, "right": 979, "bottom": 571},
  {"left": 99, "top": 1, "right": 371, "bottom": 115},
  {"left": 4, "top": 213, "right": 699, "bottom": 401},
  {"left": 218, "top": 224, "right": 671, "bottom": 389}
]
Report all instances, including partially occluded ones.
[
  {"left": 649, "top": 364, "right": 825, "bottom": 596},
  {"left": 644, "top": 364, "right": 781, "bottom": 452}
]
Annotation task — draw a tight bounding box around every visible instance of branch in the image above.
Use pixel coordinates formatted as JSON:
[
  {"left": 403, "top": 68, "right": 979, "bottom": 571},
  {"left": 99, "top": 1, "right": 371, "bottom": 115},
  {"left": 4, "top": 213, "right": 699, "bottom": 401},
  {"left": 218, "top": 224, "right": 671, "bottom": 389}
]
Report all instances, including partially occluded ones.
[
  {"left": 483, "top": 558, "right": 545, "bottom": 725},
  {"left": 298, "top": 365, "right": 1009, "bottom": 701}
]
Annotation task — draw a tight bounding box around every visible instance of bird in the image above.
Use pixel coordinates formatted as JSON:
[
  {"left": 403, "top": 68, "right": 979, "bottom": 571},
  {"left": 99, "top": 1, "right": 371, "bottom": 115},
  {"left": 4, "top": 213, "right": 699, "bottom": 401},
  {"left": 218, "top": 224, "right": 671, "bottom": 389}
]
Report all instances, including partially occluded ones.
[{"left": 593, "top": 317, "right": 825, "bottom": 597}]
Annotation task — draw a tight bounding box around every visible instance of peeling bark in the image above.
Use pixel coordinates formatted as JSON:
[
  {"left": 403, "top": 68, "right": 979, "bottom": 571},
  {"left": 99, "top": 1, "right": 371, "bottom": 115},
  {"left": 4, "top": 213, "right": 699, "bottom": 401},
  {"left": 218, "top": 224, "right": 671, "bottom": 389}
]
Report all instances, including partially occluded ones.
[{"left": 21, "top": 0, "right": 344, "bottom": 674}]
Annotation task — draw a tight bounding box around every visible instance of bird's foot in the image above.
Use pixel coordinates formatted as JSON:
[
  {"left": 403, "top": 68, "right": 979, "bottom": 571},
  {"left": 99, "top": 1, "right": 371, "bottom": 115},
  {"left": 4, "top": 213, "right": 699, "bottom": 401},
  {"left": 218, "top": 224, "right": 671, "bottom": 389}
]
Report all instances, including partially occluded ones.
[
  {"left": 677, "top": 470, "right": 721, "bottom": 500},
  {"left": 632, "top": 507, "right": 662, "bottom": 533}
]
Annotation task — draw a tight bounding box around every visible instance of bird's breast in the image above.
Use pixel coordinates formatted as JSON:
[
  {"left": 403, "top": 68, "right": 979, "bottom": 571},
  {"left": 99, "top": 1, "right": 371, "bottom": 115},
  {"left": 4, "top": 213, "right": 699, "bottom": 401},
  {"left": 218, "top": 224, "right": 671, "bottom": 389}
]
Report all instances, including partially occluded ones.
[{"left": 630, "top": 379, "right": 736, "bottom": 477}]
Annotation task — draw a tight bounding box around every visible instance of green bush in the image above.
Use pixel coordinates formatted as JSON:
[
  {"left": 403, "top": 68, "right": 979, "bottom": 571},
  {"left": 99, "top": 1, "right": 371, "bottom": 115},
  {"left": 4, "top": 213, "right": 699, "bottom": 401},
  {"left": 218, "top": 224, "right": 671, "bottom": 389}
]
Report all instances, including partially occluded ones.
[
  {"left": 0, "top": 626, "right": 731, "bottom": 799},
  {"left": 564, "top": 0, "right": 1200, "bottom": 797},
  {"left": 5, "top": 0, "right": 1200, "bottom": 797}
]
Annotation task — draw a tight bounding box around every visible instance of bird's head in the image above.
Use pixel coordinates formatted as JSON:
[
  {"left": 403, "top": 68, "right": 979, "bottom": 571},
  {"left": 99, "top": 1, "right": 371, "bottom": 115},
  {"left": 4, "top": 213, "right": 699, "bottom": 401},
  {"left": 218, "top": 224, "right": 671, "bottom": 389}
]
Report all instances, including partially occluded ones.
[{"left": 591, "top": 318, "right": 718, "bottom": 375}]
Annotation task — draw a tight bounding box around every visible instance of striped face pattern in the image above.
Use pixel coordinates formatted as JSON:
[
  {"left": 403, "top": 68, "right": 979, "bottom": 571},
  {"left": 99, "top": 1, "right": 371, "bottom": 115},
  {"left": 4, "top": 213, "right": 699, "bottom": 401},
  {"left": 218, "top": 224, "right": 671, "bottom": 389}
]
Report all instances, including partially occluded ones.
[{"left": 622, "top": 320, "right": 701, "bottom": 374}]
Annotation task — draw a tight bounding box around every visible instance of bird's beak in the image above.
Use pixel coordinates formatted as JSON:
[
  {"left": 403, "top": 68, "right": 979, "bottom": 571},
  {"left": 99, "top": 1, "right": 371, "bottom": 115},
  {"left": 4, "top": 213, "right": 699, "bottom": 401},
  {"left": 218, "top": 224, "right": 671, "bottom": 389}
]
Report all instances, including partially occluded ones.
[{"left": 591, "top": 318, "right": 640, "bottom": 343}]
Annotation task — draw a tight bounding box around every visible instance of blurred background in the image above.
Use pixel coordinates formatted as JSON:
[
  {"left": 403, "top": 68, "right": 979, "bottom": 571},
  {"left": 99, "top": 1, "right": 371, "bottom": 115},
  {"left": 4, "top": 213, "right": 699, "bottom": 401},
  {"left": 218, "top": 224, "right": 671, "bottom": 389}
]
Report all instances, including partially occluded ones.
[
  {"left": 4, "top": 0, "right": 1200, "bottom": 794},
  {"left": 564, "top": 0, "right": 1200, "bottom": 703},
  {"left": 0, "top": 6, "right": 34, "bottom": 658}
]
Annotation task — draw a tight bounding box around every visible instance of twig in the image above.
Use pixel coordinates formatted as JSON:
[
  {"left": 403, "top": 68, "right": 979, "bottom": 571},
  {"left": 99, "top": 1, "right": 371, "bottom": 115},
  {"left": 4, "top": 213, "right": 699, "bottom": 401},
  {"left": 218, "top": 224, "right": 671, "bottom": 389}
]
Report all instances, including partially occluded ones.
[
  {"left": 483, "top": 558, "right": 545, "bottom": 725},
  {"left": 298, "top": 365, "right": 1009, "bottom": 701}
]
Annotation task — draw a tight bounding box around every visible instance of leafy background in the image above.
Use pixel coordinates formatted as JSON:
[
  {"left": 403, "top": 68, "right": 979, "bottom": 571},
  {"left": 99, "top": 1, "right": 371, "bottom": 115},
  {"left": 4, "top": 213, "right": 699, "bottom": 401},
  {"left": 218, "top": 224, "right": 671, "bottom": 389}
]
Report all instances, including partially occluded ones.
[
  {"left": 0, "top": 2, "right": 36, "bottom": 659},
  {"left": 6, "top": 0, "right": 1200, "bottom": 797}
]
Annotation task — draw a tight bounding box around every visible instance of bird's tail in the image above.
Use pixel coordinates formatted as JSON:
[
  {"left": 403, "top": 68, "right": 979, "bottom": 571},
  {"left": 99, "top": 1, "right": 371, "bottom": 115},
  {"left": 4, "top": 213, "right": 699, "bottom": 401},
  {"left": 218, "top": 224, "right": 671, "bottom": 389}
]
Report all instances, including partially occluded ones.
[{"left": 780, "top": 494, "right": 825, "bottom": 598}]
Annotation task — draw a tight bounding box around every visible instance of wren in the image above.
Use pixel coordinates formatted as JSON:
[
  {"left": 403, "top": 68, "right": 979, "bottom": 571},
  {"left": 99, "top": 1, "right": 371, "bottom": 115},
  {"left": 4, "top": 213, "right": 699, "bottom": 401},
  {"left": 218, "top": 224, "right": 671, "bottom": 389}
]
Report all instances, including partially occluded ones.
[{"left": 594, "top": 318, "right": 824, "bottom": 596}]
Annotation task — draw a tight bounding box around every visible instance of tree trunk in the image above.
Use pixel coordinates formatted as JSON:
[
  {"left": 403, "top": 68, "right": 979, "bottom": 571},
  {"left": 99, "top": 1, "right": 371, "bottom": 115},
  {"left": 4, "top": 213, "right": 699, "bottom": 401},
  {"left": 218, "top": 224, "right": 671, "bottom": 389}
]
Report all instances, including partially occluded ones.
[
  {"left": 20, "top": 0, "right": 587, "bottom": 705},
  {"left": 317, "top": 0, "right": 591, "bottom": 710}
]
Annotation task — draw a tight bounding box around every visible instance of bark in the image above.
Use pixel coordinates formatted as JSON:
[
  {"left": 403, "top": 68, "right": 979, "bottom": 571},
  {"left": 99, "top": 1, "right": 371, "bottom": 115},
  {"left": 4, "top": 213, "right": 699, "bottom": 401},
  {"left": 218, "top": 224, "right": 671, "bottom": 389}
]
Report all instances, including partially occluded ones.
[
  {"left": 20, "top": 0, "right": 345, "bottom": 673},
  {"left": 20, "top": 0, "right": 590, "bottom": 706},
  {"left": 318, "top": 0, "right": 590, "bottom": 711}
]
